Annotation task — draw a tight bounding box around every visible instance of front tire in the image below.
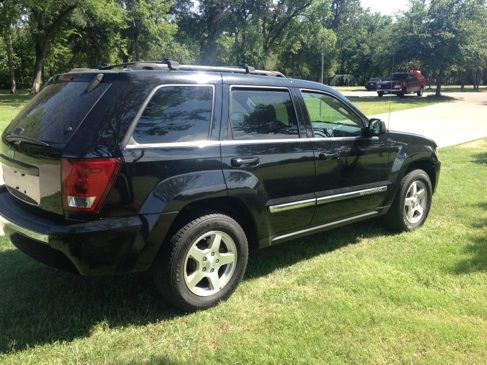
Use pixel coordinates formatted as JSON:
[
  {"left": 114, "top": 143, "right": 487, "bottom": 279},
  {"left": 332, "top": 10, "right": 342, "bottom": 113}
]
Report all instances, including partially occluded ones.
[
  {"left": 384, "top": 169, "right": 432, "bottom": 231},
  {"left": 151, "top": 213, "right": 249, "bottom": 311},
  {"left": 378, "top": 92, "right": 384, "bottom": 97},
  {"left": 417, "top": 87, "right": 424, "bottom": 96}
]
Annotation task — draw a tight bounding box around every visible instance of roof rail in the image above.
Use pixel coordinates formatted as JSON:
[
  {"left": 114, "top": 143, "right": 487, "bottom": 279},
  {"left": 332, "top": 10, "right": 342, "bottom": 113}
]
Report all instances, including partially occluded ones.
[{"left": 99, "top": 60, "right": 285, "bottom": 77}]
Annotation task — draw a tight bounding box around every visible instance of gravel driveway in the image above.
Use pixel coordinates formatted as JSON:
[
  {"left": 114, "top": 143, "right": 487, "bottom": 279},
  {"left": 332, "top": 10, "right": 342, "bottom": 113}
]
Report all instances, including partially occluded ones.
[{"left": 0, "top": 91, "right": 485, "bottom": 235}]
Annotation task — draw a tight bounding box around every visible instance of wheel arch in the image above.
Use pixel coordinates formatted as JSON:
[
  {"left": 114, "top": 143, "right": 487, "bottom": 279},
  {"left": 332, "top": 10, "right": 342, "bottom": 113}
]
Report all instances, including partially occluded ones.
[
  {"left": 164, "top": 197, "right": 261, "bottom": 253},
  {"left": 402, "top": 159, "right": 438, "bottom": 193}
]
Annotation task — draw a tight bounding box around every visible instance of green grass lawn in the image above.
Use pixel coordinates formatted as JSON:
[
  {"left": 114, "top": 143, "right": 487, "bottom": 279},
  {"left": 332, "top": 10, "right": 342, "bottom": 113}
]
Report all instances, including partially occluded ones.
[
  {"left": 0, "top": 91, "right": 31, "bottom": 132},
  {"left": 352, "top": 95, "right": 454, "bottom": 116},
  {"left": 0, "top": 119, "right": 486, "bottom": 363}
]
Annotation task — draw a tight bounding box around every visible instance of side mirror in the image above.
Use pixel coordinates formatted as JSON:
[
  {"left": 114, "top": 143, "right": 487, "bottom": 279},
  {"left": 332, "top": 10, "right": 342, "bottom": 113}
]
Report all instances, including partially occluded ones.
[{"left": 368, "top": 118, "right": 387, "bottom": 136}]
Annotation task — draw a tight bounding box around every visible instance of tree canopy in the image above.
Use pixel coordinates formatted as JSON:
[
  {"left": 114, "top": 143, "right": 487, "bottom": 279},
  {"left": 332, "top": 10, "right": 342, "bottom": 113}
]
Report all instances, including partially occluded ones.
[{"left": 0, "top": 0, "right": 485, "bottom": 94}]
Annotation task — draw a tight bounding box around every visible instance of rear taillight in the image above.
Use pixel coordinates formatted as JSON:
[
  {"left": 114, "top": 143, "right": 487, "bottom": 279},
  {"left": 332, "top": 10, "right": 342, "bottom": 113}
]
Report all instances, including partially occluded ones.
[{"left": 62, "top": 158, "right": 121, "bottom": 213}]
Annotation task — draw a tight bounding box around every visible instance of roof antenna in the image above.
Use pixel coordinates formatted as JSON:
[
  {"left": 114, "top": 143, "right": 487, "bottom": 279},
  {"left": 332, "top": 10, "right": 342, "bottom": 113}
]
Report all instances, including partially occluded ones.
[{"left": 163, "top": 58, "right": 180, "bottom": 70}]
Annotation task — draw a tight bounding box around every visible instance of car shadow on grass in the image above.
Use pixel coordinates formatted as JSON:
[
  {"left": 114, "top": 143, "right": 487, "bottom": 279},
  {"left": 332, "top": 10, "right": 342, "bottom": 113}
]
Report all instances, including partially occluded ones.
[
  {"left": 454, "top": 202, "right": 487, "bottom": 274},
  {"left": 0, "top": 220, "right": 389, "bottom": 354},
  {"left": 472, "top": 152, "right": 487, "bottom": 165}
]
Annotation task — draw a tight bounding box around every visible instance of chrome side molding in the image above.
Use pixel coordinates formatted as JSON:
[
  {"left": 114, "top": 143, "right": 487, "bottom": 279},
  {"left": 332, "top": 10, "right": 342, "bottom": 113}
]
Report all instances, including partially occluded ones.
[
  {"left": 269, "top": 186, "right": 388, "bottom": 214},
  {"left": 317, "top": 186, "right": 387, "bottom": 205},
  {"left": 272, "top": 211, "right": 379, "bottom": 242}
]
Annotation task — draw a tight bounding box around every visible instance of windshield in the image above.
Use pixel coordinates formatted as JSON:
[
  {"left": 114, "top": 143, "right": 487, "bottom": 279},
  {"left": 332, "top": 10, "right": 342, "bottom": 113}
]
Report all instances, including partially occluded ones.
[{"left": 4, "top": 81, "right": 110, "bottom": 146}]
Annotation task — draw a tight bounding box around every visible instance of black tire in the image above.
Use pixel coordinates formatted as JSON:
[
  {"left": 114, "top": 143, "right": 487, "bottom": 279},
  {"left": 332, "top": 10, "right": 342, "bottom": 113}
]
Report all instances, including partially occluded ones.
[
  {"left": 151, "top": 213, "right": 248, "bottom": 311},
  {"left": 384, "top": 169, "right": 432, "bottom": 232},
  {"left": 417, "top": 87, "right": 424, "bottom": 97},
  {"left": 378, "top": 92, "right": 384, "bottom": 97},
  {"left": 398, "top": 90, "right": 405, "bottom": 98}
]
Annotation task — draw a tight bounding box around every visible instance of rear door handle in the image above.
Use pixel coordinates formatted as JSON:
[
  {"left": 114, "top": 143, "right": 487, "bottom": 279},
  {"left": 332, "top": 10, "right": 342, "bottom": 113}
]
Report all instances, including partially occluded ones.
[
  {"left": 319, "top": 152, "right": 340, "bottom": 160},
  {"left": 231, "top": 157, "right": 260, "bottom": 167}
]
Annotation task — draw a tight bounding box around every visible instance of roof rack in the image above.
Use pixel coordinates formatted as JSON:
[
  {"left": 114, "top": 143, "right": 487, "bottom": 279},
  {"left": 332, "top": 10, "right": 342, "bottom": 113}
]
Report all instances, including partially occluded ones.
[{"left": 99, "top": 60, "right": 285, "bottom": 78}]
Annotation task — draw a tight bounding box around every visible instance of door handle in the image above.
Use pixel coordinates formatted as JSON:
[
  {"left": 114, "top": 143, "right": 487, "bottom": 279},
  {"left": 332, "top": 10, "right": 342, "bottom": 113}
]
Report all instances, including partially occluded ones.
[
  {"left": 231, "top": 156, "right": 260, "bottom": 167},
  {"left": 319, "top": 152, "right": 340, "bottom": 160}
]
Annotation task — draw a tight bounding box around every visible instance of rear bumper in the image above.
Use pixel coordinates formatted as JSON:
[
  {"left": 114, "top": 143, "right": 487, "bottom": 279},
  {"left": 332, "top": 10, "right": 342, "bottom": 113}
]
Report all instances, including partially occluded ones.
[{"left": 0, "top": 186, "right": 176, "bottom": 275}]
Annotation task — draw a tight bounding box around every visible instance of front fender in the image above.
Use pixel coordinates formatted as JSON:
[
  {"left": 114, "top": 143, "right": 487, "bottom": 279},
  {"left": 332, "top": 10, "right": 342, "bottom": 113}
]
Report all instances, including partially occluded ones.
[{"left": 384, "top": 137, "right": 439, "bottom": 208}]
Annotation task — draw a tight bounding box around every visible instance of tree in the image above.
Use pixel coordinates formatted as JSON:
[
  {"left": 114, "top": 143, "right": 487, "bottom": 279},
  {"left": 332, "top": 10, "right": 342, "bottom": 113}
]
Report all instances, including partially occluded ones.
[
  {"left": 458, "top": 1, "right": 487, "bottom": 89},
  {"left": 120, "top": 0, "right": 177, "bottom": 62},
  {"left": 0, "top": 0, "right": 20, "bottom": 93},
  {"left": 23, "top": 0, "right": 80, "bottom": 93},
  {"left": 394, "top": 0, "right": 470, "bottom": 96}
]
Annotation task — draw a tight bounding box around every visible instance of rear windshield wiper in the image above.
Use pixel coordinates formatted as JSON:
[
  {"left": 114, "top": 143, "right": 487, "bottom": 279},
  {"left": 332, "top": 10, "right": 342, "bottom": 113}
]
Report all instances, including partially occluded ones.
[{"left": 4, "top": 134, "right": 51, "bottom": 147}]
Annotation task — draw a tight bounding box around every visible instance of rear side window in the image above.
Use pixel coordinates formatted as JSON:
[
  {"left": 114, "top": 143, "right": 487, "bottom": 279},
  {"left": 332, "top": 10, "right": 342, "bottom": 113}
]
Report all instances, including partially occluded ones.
[
  {"left": 230, "top": 89, "right": 299, "bottom": 140},
  {"left": 133, "top": 85, "right": 214, "bottom": 144},
  {"left": 5, "top": 81, "right": 110, "bottom": 146}
]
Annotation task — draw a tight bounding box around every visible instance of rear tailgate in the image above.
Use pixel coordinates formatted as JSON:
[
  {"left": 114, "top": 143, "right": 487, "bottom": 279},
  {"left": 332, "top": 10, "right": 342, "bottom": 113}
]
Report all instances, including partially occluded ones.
[{"left": 0, "top": 74, "right": 111, "bottom": 215}]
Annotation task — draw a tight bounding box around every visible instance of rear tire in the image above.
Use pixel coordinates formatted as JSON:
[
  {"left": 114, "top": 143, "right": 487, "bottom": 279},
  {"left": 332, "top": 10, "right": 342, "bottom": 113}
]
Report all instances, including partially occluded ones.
[
  {"left": 151, "top": 213, "right": 248, "bottom": 312},
  {"left": 417, "top": 87, "right": 424, "bottom": 96},
  {"left": 398, "top": 90, "right": 405, "bottom": 98},
  {"left": 378, "top": 92, "right": 384, "bottom": 97},
  {"left": 384, "top": 169, "right": 432, "bottom": 232}
]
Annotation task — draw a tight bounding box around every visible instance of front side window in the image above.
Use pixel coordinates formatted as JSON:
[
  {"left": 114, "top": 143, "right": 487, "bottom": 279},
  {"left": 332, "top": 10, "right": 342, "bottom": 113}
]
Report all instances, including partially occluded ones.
[
  {"left": 133, "top": 85, "right": 213, "bottom": 144},
  {"left": 230, "top": 89, "right": 300, "bottom": 140},
  {"left": 302, "top": 91, "right": 363, "bottom": 138}
]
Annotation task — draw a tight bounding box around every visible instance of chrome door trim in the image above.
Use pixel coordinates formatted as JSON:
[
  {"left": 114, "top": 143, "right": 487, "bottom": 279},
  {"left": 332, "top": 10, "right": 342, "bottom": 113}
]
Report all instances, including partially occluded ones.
[
  {"left": 272, "top": 211, "right": 379, "bottom": 242},
  {"left": 269, "top": 198, "right": 316, "bottom": 213},
  {"left": 317, "top": 186, "right": 388, "bottom": 205}
]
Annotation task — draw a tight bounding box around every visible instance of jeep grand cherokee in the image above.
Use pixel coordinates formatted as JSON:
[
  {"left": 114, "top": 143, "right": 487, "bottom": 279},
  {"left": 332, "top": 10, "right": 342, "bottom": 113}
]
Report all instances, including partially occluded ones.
[{"left": 0, "top": 61, "right": 440, "bottom": 311}]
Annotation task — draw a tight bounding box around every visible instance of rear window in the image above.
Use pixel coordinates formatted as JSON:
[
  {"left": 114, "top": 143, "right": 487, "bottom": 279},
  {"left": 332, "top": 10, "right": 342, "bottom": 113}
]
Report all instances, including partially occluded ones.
[
  {"left": 4, "top": 81, "right": 110, "bottom": 146},
  {"left": 132, "top": 85, "right": 214, "bottom": 144}
]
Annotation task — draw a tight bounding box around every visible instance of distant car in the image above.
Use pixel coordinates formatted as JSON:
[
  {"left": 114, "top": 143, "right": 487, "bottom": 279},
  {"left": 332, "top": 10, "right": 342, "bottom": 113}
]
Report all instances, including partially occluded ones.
[
  {"left": 330, "top": 74, "right": 357, "bottom": 86},
  {"left": 377, "top": 71, "right": 426, "bottom": 97},
  {"left": 365, "top": 77, "right": 382, "bottom": 91}
]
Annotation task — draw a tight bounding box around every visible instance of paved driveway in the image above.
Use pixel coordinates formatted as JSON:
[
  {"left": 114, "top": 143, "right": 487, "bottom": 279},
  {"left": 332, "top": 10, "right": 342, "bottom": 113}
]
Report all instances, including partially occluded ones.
[{"left": 341, "top": 90, "right": 487, "bottom": 148}]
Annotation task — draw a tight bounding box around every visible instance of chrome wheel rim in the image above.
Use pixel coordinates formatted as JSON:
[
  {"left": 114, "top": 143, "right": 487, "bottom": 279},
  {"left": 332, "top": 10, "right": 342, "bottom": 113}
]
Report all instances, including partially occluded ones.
[
  {"left": 404, "top": 180, "right": 428, "bottom": 225},
  {"left": 183, "top": 231, "right": 237, "bottom": 297}
]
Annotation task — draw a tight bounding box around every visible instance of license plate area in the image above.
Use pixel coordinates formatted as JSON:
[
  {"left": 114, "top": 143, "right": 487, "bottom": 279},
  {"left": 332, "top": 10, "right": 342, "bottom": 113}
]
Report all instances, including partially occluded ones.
[{"left": 3, "top": 163, "right": 41, "bottom": 205}]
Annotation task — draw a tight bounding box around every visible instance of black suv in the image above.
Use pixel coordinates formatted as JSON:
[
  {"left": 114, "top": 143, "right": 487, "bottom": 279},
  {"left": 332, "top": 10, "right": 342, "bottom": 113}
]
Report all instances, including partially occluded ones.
[{"left": 0, "top": 61, "right": 440, "bottom": 311}]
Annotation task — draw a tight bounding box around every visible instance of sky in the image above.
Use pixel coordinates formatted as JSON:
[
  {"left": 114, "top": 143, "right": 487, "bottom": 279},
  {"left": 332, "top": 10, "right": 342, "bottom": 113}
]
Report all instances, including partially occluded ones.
[{"left": 360, "top": 0, "right": 410, "bottom": 16}]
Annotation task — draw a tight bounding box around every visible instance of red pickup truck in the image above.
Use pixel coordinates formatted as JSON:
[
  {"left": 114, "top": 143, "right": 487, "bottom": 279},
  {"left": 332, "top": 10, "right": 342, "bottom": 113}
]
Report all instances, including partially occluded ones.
[{"left": 377, "top": 71, "right": 426, "bottom": 97}]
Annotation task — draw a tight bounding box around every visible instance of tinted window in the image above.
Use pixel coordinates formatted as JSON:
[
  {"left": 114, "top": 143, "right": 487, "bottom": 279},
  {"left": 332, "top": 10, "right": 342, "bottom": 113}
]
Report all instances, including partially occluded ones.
[
  {"left": 302, "top": 91, "right": 363, "bottom": 138},
  {"left": 230, "top": 89, "right": 299, "bottom": 140},
  {"left": 5, "top": 81, "right": 110, "bottom": 146},
  {"left": 133, "top": 86, "right": 213, "bottom": 144},
  {"left": 392, "top": 73, "right": 409, "bottom": 81}
]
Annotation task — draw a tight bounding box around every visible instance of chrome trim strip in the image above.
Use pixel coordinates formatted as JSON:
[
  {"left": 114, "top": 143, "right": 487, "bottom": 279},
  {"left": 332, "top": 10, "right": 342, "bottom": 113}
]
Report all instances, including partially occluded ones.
[
  {"left": 317, "top": 186, "right": 388, "bottom": 205},
  {"left": 269, "top": 198, "right": 316, "bottom": 214},
  {"left": 124, "top": 136, "right": 375, "bottom": 149},
  {"left": 1, "top": 215, "right": 49, "bottom": 243},
  {"left": 272, "top": 211, "right": 379, "bottom": 242}
]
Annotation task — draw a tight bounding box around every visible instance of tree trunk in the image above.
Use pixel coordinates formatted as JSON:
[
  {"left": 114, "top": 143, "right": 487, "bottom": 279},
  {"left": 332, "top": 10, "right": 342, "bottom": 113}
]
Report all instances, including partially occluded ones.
[
  {"left": 32, "top": 42, "right": 45, "bottom": 94},
  {"left": 435, "top": 72, "right": 442, "bottom": 96},
  {"left": 4, "top": 35, "right": 16, "bottom": 94}
]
